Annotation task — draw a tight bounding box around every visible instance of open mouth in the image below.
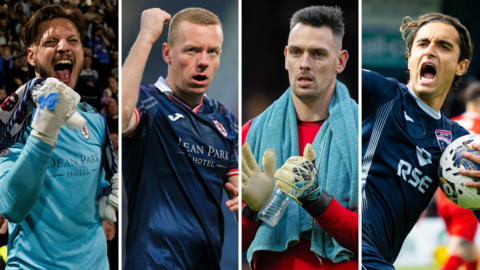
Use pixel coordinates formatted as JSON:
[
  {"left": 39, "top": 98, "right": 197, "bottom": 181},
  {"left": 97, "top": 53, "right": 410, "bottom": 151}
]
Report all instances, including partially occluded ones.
[
  {"left": 54, "top": 59, "right": 73, "bottom": 83},
  {"left": 298, "top": 76, "right": 312, "bottom": 82},
  {"left": 420, "top": 63, "right": 436, "bottom": 82},
  {"left": 193, "top": 75, "right": 207, "bottom": 82}
]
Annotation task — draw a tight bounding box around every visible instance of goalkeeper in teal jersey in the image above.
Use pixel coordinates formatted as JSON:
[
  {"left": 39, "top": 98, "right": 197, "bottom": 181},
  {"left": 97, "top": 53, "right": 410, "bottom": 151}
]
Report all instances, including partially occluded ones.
[{"left": 0, "top": 6, "right": 117, "bottom": 270}]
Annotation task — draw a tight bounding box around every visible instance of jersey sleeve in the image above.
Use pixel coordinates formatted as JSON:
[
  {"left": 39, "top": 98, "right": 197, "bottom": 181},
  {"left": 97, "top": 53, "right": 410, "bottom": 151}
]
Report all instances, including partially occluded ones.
[
  {"left": 362, "top": 69, "right": 401, "bottom": 116},
  {"left": 241, "top": 202, "right": 262, "bottom": 252},
  {"left": 225, "top": 113, "right": 239, "bottom": 178},
  {"left": 127, "top": 85, "right": 151, "bottom": 140},
  {"left": 241, "top": 119, "right": 253, "bottom": 146},
  {"left": 0, "top": 136, "right": 53, "bottom": 223},
  {"left": 312, "top": 198, "right": 358, "bottom": 253},
  {"left": 96, "top": 121, "right": 111, "bottom": 198}
]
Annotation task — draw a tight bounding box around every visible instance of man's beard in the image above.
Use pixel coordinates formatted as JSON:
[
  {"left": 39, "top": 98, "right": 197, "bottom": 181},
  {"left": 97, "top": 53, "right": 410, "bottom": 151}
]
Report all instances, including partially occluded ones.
[
  {"left": 292, "top": 86, "right": 320, "bottom": 101},
  {"left": 35, "top": 60, "right": 51, "bottom": 80}
]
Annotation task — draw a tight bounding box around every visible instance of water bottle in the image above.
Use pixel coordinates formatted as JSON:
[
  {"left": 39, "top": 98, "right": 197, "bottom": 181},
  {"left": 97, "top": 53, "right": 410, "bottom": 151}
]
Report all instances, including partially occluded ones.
[{"left": 258, "top": 187, "right": 292, "bottom": 226}]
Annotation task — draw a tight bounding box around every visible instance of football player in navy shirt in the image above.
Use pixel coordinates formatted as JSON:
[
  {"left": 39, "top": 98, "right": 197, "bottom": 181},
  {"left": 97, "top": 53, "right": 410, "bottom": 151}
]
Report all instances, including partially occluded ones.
[
  {"left": 122, "top": 7, "right": 238, "bottom": 270},
  {"left": 362, "top": 13, "right": 480, "bottom": 269}
]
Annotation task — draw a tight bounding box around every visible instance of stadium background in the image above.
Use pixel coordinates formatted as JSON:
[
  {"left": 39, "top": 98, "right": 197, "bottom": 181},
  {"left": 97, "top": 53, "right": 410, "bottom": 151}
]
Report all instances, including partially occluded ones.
[
  {"left": 363, "top": 0, "right": 480, "bottom": 269},
  {"left": 241, "top": 0, "right": 358, "bottom": 268},
  {"left": 121, "top": 1, "right": 239, "bottom": 269},
  {"left": 0, "top": 0, "right": 119, "bottom": 269}
]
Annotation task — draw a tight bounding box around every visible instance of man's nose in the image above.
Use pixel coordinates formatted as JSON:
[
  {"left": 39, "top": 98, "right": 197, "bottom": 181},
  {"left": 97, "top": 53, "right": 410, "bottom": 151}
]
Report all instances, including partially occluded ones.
[
  {"left": 424, "top": 43, "right": 437, "bottom": 58},
  {"left": 197, "top": 51, "right": 209, "bottom": 68},
  {"left": 300, "top": 53, "right": 311, "bottom": 70},
  {"left": 57, "top": 39, "right": 70, "bottom": 52}
]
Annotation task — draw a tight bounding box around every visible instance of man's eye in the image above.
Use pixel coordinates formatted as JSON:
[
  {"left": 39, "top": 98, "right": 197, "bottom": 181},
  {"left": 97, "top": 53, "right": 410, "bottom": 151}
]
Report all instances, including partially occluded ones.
[
  {"left": 186, "top": 48, "right": 195, "bottom": 52},
  {"left": 315, "top": 52, "right": 323, "bottom": 57},
  {"left": 209, "top": 50, "right": 218, "bottom": 55},
  {"left": 291, "top": 50, "right": 299, "bottom": 55}
]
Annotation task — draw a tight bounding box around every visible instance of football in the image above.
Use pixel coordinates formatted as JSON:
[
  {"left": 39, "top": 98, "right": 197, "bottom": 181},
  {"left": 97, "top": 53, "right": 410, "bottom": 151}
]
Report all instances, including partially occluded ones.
[{"left": 438, "top": 134, "right": 480, "bottom": 210}]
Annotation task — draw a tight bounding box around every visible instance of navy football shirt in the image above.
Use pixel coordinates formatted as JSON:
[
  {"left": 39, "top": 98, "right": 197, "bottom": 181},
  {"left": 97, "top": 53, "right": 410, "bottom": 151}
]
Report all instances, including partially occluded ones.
[
  {"left": 123, "top": 77, "right": 238, "bottom": 269},
  {"left": 361, "top": 70, "right": 469, "bottom": 263}
]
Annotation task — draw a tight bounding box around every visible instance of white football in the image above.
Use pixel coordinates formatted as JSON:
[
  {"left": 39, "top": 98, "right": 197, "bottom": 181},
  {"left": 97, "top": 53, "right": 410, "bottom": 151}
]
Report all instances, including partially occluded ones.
[{"left": 439, "top": 134, "right": 480, "bottom": 210}]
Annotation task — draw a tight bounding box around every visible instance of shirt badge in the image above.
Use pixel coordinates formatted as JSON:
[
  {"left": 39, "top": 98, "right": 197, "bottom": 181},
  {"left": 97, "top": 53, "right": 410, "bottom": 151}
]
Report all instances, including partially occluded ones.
[
  {"left": 213, "top": 120, "right": 227, "bottom": 137},
  {"left": 436, "top": 130, "right": 452, "bottom": 152},
  {"left": 81, "top": 124, "right": 90, "bottom": 140}
]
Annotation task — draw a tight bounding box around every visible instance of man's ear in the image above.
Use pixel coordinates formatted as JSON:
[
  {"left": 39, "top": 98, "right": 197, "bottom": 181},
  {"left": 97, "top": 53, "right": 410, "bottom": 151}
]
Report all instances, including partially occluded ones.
[
  {"left": 163, "top": 43, "right": 171, "bottom": 64},
  {"left": 456, "top": 59, "right": 469, "bottom": 76},
  {"left": 284, "top": 46, "right": 288, "bottom": 70},
  {"left": 336, "top": 50, "right": 349, "bottom": 74},
  {"left": 27, "top": 48, "right": 35, "bottom": 67}
]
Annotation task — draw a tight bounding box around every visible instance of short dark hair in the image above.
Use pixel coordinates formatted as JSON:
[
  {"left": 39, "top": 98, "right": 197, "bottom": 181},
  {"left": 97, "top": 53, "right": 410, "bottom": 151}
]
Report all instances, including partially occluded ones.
[
  {"left": 290, "top": 6, "right": 345, "bottom": 48},
  {"left": 24, "top": 5, "right": 85, "bottom": 47},
  {"left": 400, "top": 13, "right": 473, "bottom": 88}
]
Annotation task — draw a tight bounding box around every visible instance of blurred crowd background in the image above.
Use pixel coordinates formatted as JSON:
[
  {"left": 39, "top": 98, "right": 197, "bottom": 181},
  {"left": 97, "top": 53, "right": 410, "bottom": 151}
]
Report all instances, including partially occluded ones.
[
  {"left": 0, "top": 0, "right": 119, "bottom": 269},
  {"left": 363, "top": 0, "right": 480, "bottom": 268}
]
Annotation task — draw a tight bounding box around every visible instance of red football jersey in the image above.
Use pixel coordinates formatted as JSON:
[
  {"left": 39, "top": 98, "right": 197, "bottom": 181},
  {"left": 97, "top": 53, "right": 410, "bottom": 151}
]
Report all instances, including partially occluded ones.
[{"left": 450, "top": 112, "right": 480, "bottom": 134}]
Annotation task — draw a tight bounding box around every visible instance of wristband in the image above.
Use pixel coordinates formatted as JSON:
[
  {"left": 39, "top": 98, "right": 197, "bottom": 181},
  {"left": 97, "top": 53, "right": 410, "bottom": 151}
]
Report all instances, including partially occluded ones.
[
  {"left": 242, "top": 203, "right": 261, "bottom": 223},
  {"left": 301, "top": 189, "right": 333, "bottom": 216}
]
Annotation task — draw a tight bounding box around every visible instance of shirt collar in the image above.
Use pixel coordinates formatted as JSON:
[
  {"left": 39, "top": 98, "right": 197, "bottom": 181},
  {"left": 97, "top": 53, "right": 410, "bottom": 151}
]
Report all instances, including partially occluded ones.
[
  {"left": 154, "top": 76, "right": 173, "bottom": 96},
  {"left": 406, "top": 86, "right": 442, "bottom": 120},
  {"left": 154, "top": 76, "right": 203, "bottom": 113}
]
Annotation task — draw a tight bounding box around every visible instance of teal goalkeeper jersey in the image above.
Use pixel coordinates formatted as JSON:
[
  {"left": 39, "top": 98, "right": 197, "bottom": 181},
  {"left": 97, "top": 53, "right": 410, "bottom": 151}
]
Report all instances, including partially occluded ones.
[{"left": 0, "top": 103, "right": 110, "bottom": 270}]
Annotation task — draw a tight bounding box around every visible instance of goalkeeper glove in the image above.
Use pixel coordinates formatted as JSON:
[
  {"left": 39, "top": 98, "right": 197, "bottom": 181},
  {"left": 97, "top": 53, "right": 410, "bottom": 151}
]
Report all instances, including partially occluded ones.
[
  {"left": 31, "top": 78, "right": 85, "bottom": 146},
  {"left": 98, "top": 173, "right": 119, "bottom": 222},
  {"left": 275, "top": 143, "right": 332, "bottom": 216},
  {"left": 242, "top": 143, "right": 276, "bottom": 212}
]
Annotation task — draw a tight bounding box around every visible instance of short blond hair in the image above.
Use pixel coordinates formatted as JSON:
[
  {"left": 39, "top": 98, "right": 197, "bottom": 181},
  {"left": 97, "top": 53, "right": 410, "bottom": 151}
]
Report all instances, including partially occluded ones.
[{"left": 167, "top": 7, "right": 222, "bottom": 47}]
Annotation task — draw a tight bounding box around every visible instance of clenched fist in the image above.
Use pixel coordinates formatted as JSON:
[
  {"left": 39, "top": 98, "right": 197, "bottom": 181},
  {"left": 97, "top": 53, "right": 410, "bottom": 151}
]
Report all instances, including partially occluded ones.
[{"left": 138, "top": 8, "right": 171, "bottom": 45}]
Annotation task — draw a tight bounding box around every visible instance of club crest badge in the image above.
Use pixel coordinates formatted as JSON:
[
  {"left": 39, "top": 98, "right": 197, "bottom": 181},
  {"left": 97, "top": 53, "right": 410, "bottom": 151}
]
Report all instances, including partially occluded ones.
[
  {"left": 81, "top": 124, "right": 90, "bottom": 140},
  {"left": 436, "top": 130, "right": 452, "bottom": 152},
  {"left": 212, "top": 120, "right": 228, "bottom": 137},
  {"left": 1, "top": 93, "right": 19, "bottom": 111}
]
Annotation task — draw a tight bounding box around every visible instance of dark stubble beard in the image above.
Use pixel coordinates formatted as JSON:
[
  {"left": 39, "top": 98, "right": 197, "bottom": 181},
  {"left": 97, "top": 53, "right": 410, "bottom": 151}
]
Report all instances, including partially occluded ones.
[{"left": 292, "top": 85, "right": 321, "bottom": 101}]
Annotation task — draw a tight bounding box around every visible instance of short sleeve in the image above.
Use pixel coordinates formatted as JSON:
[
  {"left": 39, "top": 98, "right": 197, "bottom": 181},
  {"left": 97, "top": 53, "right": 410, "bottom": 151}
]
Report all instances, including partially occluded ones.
[
  {"left": 225, "top": 112, "right": 239, "bottom": 178},
  {"left": 127, "top": 85, "right": 151, "bottom": 140}
]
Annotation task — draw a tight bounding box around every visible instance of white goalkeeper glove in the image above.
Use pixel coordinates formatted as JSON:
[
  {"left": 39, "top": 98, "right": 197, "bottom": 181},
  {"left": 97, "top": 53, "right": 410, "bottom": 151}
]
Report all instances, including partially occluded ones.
[
  {"left": 30, "top": 78, "right": 85, "bottom": 146},
  {"left": 98, "top": 173, "right": 119, "bottom": 222}
]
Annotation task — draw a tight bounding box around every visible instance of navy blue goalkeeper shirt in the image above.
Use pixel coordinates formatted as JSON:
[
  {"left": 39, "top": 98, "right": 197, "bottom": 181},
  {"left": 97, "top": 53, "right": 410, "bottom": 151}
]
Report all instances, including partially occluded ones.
[
  {"left": 123, "top": 77, "right": 238, "bottom": 270},
  {"left": 361, "top": 70, "right": 470, "bottom": 264}
]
